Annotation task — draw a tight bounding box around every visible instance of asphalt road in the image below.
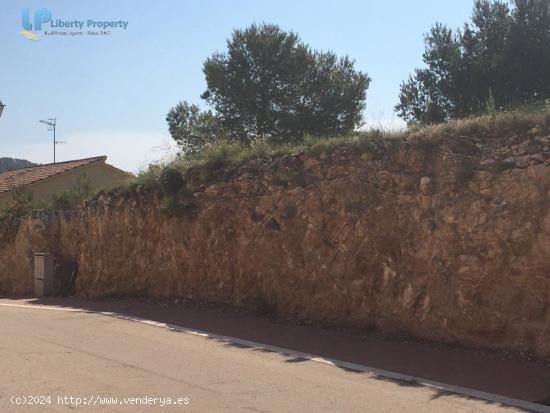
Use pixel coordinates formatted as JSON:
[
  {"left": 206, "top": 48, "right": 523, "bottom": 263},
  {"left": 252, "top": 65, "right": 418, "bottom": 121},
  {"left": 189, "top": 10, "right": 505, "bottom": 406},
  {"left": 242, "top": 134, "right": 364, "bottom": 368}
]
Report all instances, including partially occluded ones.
[{"left": 0, "top": 305, "right": 523, "bottom": 413}]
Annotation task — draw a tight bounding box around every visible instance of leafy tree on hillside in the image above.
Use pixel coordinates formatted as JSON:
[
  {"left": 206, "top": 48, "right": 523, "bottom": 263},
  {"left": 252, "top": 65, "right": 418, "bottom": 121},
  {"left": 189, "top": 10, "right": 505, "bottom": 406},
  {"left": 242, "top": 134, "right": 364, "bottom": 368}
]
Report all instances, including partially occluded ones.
[
  {"left": 166, "top": 101, "right": 223, "bottom": 156},
  {"left": 396, "top": 0, "right": 550, "bottom": 124},
  {"left": 168, "top": 23, "right": 370, "bottom": 153}
]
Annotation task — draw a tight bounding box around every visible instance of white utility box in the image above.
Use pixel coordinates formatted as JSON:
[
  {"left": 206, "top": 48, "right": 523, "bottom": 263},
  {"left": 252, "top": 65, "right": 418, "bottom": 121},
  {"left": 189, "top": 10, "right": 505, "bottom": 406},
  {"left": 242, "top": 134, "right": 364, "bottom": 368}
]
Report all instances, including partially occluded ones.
[{"left": 34, "top": 253, "right": 55, "bottom": 297}]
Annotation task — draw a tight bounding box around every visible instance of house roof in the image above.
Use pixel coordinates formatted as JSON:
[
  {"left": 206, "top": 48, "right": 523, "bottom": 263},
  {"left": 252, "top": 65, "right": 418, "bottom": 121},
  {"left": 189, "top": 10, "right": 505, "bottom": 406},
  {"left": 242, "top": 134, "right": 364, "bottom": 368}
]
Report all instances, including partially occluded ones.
[{"left": 0, "top": 156, "right": 108, "bottom": 194}]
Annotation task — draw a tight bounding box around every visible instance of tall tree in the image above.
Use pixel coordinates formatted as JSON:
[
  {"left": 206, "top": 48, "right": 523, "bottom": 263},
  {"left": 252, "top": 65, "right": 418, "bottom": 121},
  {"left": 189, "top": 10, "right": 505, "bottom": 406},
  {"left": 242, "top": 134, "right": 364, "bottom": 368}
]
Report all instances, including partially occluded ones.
[
  {"left": 505, "top": 0, "right": 550, "bottom": 102},
  {"left": 396, "top": 0, "right": 550, "bottom": 124},
  {"left": 201, "top": 23, "right": 370, "bottom": 143},
  {"left": 166, "top": 101, "right": 223, "bottom": 156},
  {"left": 396, "top": 23, "right": 462, "bottom": 124}
]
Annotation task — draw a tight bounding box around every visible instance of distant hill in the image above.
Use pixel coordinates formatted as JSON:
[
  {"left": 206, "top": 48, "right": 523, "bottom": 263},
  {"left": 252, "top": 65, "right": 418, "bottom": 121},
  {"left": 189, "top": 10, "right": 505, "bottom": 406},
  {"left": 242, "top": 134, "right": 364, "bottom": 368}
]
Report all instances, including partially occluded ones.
[{"left": 0, "top": 158, "right": 37, "bottom": 173}]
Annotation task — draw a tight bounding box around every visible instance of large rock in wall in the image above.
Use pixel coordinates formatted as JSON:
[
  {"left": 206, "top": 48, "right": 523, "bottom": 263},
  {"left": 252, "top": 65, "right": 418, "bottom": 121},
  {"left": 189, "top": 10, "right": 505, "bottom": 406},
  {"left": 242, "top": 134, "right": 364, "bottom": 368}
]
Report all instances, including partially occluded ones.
[{"left": 1, "top": 129, "right": 549, "bottom": 359}]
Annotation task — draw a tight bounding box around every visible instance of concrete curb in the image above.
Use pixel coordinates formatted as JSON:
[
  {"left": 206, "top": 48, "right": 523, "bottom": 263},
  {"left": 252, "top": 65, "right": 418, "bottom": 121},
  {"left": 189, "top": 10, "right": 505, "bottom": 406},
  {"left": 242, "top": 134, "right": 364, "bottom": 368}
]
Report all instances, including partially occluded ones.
[{"left": 1, "top": 302, "right": 548, "bottom": 413}]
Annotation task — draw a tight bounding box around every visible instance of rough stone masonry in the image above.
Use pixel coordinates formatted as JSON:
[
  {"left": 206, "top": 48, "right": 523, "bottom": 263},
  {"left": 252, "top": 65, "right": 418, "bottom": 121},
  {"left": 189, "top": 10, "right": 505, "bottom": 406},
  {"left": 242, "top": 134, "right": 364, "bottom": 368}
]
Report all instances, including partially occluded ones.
[{"left": 0, "top": 124, "right": 549, "bottom": 359}]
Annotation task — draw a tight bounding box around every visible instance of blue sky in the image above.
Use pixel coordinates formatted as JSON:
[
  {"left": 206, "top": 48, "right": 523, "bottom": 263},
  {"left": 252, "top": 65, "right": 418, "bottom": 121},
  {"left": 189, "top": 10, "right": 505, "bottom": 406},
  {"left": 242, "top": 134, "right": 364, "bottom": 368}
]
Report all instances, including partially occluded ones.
[{"left": 0, "top": 0, "right": 474, "bottom": 171}]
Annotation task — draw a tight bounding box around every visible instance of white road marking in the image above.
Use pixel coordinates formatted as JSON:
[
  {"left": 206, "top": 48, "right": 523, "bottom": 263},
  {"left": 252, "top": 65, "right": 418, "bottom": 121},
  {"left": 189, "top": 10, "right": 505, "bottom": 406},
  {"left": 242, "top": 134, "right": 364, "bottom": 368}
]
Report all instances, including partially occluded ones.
[{"left": 0, "top": 302, "right": 547, "bottom": 413}]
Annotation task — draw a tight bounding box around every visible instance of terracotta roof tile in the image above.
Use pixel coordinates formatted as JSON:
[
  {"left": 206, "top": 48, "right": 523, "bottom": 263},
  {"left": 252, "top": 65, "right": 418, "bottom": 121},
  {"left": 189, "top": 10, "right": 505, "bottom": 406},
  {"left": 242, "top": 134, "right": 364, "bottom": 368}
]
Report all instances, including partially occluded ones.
[{"left": 0, "top": 156, "right": 107, "bottom": 193}]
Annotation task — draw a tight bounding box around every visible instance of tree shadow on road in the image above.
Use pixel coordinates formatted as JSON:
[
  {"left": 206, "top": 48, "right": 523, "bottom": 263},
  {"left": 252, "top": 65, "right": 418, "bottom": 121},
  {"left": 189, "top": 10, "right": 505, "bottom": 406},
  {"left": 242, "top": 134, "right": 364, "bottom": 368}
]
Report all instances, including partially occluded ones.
[{"left": 2, "top": 294, "right": 549, "bottom": 411}]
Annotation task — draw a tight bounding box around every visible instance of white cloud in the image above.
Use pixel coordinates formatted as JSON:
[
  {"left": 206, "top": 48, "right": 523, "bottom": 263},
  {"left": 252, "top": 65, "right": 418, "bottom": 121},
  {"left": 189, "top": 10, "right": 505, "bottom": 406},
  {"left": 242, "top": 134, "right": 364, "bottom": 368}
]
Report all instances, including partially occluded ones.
[{"left": 2, "top": 130, "right": 179, "bottom": 173}]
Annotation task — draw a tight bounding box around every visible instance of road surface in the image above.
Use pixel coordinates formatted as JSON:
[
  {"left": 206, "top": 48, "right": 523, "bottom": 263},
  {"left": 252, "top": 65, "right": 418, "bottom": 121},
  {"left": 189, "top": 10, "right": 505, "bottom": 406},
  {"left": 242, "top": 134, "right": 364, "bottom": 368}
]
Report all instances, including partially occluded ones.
[{"left": 0, "top": 305, "right": 523, "bottom": 412}]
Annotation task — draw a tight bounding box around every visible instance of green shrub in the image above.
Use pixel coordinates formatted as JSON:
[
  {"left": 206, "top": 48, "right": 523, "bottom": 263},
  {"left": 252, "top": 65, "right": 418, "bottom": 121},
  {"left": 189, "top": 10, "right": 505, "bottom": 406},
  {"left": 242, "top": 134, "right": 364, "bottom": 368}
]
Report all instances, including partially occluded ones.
[
  {"left": 52, "top": 191, "right": 81, "bottom": 210},
  {"left": 1, "top": 187, "right": 35, "bottom": 217},
  {"left": 160, "top": 196, "right": 186, "bottom": 217},
  {"left": 74, "top": 174, "right": 94, "bottom": 198},
  {"left": 132, "top": 165, "right": 162, "bottom": 190},
  {"left": 306, "top": 138, "right": 341, "bottom": 158},
  {"left": 160, "top": 195, "right": 197, "bottom": 218},
  {"left": 159, "top": 166, "right": 184, "bottom": 195},
  {"left": 202, "top": 141, "right": 245, "bottom": 170},
  {"left": 51, "top": 174, "right": 95, "bottom": 210},
  {"left": 355, "top": 132, "right": 381, "bottom": 153}
]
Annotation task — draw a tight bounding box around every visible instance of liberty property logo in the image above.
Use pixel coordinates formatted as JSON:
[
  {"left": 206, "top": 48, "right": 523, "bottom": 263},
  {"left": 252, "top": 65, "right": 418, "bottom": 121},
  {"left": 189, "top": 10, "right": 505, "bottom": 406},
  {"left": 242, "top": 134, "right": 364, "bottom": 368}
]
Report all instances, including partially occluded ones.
[
  {"left": 21, "top": 8, "right": 51, "bottom": 40},
  {"left": 21, "top": 8, "right": 128, "bottom": 40}
]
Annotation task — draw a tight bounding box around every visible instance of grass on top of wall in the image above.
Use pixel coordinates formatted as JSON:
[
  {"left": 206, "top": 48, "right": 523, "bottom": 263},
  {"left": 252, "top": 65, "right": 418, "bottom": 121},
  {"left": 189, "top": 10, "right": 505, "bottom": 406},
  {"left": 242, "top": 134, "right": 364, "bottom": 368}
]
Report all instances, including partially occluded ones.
[
  {"left": 3, "top": 103, "right": 549, "bottom": 220},
  {"left": 137, "top": 103, "right": 550, "bottom": 185}
]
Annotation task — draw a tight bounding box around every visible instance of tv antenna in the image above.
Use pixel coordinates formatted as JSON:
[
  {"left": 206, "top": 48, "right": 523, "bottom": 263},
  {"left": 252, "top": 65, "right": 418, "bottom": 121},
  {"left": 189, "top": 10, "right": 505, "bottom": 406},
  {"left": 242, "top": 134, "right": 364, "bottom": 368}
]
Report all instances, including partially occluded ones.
[{"left": 39, "top": 118, "right": 66, "bottom": 163}]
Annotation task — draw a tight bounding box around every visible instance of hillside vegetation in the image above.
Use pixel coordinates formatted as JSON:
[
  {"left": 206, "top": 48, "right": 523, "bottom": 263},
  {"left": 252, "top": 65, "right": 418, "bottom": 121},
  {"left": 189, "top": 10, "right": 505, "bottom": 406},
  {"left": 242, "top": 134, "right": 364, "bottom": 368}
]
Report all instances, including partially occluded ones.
[
  {"left": 129, "top": 105, "right": 550, "bottom": 194},
  {"left": 0, "top": 158, "right": 36, "bottom": 173}
]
